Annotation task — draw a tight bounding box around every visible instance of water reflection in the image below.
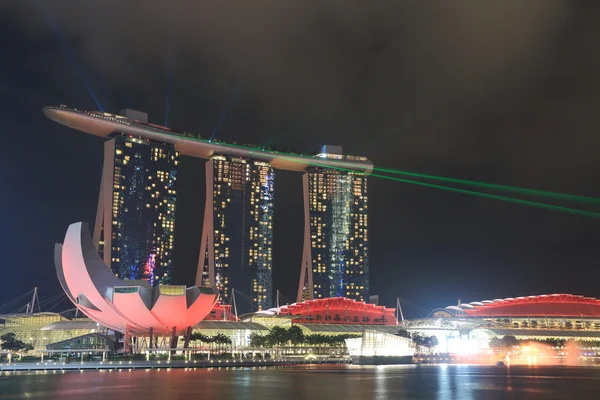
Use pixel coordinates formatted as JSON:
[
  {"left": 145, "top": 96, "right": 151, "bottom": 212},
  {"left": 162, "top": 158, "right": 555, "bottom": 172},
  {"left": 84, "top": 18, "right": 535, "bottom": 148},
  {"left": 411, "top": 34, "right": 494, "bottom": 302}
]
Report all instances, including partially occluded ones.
[{"left": 2, "top": 365, "right": 600, "bottom": 399}]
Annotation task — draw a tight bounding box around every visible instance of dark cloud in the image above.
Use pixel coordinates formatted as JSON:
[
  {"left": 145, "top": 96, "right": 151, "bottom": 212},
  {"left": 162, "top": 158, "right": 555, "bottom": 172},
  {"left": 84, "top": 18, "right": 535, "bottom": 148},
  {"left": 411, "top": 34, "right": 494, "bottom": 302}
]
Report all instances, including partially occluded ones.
[
  {"left": 3, "top": 1, "right": 600, "bottom": 309},
  {"left": 9, "top": 1, "right": 576, "bottom": 164}
]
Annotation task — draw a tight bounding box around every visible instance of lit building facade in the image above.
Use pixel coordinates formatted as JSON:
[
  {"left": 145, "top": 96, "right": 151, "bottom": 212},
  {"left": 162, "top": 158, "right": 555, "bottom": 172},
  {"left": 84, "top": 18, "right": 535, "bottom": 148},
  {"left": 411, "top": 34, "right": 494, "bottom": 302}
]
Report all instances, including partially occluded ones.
[
  {"left": 197, "top": 156, "right": 275, "bottom": 313},
  {"left": 298, "top": 147, "right": 369, "bottom": 302},
  {"left": 95, "top": 133, "right": 178, "bottom": 285}
]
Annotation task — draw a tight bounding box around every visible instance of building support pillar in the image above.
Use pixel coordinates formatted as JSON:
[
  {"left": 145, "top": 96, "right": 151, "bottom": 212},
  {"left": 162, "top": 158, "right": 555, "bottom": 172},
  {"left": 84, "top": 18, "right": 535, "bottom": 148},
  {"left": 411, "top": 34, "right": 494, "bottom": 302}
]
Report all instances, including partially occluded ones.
[
  {"left": 196, "top": 160, "right": 215, "bottom": 288},
  {"left": 170, "top": 327, "right": 178, "bottom": 353},
  {"left": 93, "top": 139, "right": 116, "bottom": 267},
  {"left": 183, "top": 326, "right": 192, "bottom": 349},
  {"left": 297, "top": 173, "right": 314, "bottom": 302}
]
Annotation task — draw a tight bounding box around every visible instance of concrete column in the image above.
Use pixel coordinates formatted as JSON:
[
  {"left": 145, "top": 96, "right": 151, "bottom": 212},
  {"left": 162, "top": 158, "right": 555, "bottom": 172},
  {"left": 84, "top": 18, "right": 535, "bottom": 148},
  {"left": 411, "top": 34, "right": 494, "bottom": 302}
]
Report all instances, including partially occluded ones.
[{"left": 183, "top": 326, "right": 192, "bottom": 349}]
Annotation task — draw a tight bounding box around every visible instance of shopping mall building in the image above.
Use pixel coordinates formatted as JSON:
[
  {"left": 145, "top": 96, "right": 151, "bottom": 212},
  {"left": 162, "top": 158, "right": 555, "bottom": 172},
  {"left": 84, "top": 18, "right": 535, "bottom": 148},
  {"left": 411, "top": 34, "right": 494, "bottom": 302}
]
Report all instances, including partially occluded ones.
[{"left": 3, "top": 294, "right": 600, "bottom": 356}]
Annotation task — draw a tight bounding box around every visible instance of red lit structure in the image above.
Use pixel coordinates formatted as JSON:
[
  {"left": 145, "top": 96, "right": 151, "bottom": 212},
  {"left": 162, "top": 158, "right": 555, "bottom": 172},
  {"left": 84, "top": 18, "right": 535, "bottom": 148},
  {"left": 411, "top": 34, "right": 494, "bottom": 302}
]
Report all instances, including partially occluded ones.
[
  {"left": 262, "top": 297, "right": 397, "bottom": 325},
  {"left": 205, "top": 303, "right": 239, "bottom": 321},
  {"left": 55, "top": 222, "right": 219, "bottom": 335},
  {"left": 446, "top": 294, "right": 600, "bottom": 318}
]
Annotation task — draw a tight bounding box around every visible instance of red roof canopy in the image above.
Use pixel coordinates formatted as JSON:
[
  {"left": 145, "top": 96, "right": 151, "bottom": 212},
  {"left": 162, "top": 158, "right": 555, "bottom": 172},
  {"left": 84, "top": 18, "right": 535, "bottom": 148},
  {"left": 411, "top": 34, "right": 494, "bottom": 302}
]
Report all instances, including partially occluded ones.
[
  {"left": 451, "top": 294, "right": 600, "bottom": 317},
  {"left": 277, "top": 297, "right": 398, "bottom": 325}
]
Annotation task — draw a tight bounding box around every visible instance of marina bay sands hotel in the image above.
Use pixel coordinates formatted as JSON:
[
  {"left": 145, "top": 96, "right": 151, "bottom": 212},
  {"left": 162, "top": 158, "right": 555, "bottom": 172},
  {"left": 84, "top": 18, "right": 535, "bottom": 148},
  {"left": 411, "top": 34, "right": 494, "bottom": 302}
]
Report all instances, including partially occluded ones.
[{"left": 44, "top": 106, "right": 372, "bottom": 313}]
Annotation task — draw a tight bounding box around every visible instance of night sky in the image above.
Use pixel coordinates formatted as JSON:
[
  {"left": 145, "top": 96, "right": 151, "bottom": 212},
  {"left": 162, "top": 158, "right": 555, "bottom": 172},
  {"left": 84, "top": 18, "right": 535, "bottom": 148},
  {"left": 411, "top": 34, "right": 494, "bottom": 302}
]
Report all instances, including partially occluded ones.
[{"left": 2, "top": 1, "right": 600, "bottom": 316}]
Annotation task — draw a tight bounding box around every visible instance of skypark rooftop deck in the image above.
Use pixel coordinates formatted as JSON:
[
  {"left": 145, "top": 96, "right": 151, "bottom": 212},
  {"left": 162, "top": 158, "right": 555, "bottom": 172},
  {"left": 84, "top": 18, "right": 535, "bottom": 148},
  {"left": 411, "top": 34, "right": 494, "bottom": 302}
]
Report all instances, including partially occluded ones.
[{"left": 43, "top": 106, "right": 373, "bottom": 174}]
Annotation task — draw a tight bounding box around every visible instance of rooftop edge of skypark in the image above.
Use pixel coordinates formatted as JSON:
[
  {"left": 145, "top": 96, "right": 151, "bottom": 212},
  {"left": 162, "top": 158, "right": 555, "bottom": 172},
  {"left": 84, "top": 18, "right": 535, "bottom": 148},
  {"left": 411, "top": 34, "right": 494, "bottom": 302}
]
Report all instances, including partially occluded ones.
[{"left": 42, "top": 106, "right": 374, "bottom": 174}]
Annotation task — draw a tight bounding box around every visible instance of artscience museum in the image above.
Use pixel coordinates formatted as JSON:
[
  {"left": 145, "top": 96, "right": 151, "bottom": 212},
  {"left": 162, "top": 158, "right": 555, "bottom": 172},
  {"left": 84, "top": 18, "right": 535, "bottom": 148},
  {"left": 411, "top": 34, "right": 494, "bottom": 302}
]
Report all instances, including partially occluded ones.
[{"left": 55, "top": 222, "right": 219, "bottom": 343}]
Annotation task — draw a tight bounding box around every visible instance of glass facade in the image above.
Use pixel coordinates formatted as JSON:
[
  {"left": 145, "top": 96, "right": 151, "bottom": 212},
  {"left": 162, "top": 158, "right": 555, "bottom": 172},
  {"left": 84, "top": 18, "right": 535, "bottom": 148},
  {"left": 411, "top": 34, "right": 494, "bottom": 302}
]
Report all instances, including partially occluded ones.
[
  {"left": 308, "top": 168, "right": 369, "bottom": 301},
  {"left": 46, "top": 333, "right": 115, "bottom": 352},
  {"left": 200, "top": 156, "right": 274, "bottom": 313},
  {"left": 99, "top": 135, "right": 178, "bottom": 285},
  {"left": 0, "top": 317, "right": 102, "bottom": 351}
]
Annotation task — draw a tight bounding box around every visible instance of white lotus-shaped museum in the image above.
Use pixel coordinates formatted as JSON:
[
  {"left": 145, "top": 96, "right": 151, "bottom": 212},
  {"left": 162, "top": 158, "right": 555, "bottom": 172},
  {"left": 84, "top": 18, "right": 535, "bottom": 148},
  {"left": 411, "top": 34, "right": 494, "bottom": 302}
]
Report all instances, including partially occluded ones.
[{"left": 54, "top": 222, "right": 218, "bottom": 335}]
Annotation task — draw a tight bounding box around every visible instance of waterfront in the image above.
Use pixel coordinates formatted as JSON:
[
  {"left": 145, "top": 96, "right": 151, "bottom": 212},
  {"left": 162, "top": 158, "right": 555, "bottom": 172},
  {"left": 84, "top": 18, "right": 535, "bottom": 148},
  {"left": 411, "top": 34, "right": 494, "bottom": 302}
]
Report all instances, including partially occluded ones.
[{"left": 2, "top": 364, "right": 600, "bottom": 399}]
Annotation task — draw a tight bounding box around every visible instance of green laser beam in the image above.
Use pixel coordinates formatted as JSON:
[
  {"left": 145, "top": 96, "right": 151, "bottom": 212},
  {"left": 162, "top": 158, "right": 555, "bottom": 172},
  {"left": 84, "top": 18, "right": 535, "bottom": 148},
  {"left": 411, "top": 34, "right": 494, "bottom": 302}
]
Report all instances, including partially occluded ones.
[
  {"left": 165, "top": 131, "right": 600, "bottom": 217},
  {"left": 195, "top": 133, "right": 600, "bottom": 206},
  {"left": 370, "top": 172, "right": 600, "bottom": 219},
  {"left": 266, "top": 153, "right": 600, "bottom": 219},
  {"left": 371, "top": 166, "right": 600, "bottom": 205}
]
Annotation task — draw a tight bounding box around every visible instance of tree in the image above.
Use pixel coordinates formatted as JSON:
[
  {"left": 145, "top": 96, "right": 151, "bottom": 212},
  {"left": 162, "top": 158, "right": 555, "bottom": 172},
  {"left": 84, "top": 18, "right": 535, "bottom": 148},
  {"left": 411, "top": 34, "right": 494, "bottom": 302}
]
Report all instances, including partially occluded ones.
[
  {"left": 189, "top": 332, "right": 211, "bottom": 347},
  {"left": 0, "top": 333, "right": 33, "bottom": 352},
  {"left": 489, "top": 335, "right": 520, "bottom": 352},
  {"left": 270, "top": 326, "right": 289, "bottom": 346},
  {"left": 315, "top": 314, "right": 323, "bottom": 322},
  {"left": 396, "top": 329, "right": 411, "bottom": 339},
  {"left": 249, "top": 333, "right": 268, "bottom": 348},
  {"left": 412, "top": 333, "right": 425, "bottom": 354},
  {"left": 288, "top": 326, "right": 305, "bottom": 346},
  {"left": 501, "top": 335, "right": 520, "bottom": 349},
  {"left": 423, "top": 336, "right": 439, "bottom": 354},
  {"left": 215, "top": 333, "right": 232, "bottom": 346}
]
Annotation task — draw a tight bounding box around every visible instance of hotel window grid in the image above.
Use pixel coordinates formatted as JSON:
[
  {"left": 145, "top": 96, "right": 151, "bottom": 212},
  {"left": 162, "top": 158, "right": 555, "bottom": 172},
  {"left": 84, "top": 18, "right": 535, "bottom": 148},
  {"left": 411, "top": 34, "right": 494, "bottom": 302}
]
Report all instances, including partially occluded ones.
[
  {"left": 99, "top": 135, "right": 178, "bottom": 286},
  {"left": 308, "top": 168, "right": 369, "bottom": 301},
  {"left": 200, "top": 156, "right": 274, "bottom": 313}
]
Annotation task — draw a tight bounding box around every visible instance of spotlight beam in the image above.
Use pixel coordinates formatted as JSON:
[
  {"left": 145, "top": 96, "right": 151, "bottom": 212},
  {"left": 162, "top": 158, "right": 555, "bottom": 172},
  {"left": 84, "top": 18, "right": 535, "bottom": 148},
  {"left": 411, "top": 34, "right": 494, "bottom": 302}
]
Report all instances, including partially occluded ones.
[{"left": 39, "top": 6, "right": 104, "bottom": 112}]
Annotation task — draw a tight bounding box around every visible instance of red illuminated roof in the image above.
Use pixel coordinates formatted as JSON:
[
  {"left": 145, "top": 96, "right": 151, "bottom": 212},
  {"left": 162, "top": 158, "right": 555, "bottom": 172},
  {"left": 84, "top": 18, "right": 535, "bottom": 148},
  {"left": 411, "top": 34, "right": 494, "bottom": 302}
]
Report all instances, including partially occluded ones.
[
  {"left": 261, "top": 297, "right": 398, "bottom": 325},
  {"left": 448, "top": 294, "right": 600, "bottom": 317}
]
